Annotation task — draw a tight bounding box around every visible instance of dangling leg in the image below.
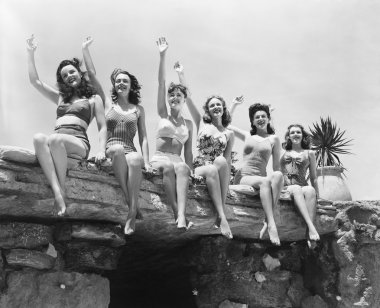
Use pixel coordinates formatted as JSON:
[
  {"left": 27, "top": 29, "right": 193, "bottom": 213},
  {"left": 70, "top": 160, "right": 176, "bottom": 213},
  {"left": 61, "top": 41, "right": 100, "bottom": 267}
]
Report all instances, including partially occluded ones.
[
  {"left": 34, "top": 133, "right": 66, "bottom": 215},
  {"left": 240, "top": 175, "right": 280, "bottom": 245},
  {"left": 124, "top": 152, "right": 144, "bottom": 235},
  {"left": 195, "top": 165, "right": 232, "bottom": 239},
  {"left": 302, "top": 186, "right": 320, "bottom": 243},
  {"left": 151, "top": 161, "right": 178, "bottom": 223},
  {"left": 174, "top": 162, "right": 190, "bottom": 229},
  {"left": 213, "top": 157, "right": 233, "bottom": 227}
]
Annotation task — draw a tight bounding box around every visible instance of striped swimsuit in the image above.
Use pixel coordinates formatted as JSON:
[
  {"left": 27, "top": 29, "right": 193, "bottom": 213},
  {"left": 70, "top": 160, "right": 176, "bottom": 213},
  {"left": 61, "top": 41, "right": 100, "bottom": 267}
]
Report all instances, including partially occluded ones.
[{"left": 106, "top": 105, "right": 139, "bottom": 154}]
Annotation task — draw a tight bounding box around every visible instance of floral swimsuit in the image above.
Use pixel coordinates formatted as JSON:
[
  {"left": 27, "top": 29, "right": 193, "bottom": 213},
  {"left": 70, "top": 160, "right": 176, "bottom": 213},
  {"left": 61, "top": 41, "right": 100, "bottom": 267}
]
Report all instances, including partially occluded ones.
[{"left": 193, "top": 131, "right": 228, "bottom": 168}]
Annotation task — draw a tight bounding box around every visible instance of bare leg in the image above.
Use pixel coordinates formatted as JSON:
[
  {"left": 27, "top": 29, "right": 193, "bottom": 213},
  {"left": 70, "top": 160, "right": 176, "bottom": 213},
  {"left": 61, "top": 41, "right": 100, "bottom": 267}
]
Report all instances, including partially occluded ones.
[
  {"left": 271, "top": 171, "right": 284, "bottom": 208},
  {"left": 240, "top": 176, "right": 280, "bottom": 245},
  {"left": 151, "top": 161, "right": 178, "bottom": 221},
  {"left": 35, "top": 133, "right": 87, "bottom": 216},
  {"left": 34, "top": 133, "right": 66, "bottom": 215},
  {"left": 195, "top": 165, "right": 232, "bottom": 239},
  {"left": 302, "top": 186, "right": 319, "bottom": 242},
  {"left": 213, "top": 157, "right": 232, "bottom": 225},
  {"left": 174, "top": 162, "right": 190, "bottom": 229},
  {"left": 124, "top": 152, "right": 143, "bottom": 235},
  {"left": 107, "top": 144, "right": 130, "bottom": 210}
]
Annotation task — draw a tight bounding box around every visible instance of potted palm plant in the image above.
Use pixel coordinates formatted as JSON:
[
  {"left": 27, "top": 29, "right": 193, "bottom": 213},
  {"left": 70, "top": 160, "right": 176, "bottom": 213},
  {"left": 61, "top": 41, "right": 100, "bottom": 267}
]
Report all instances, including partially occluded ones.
[{"left": 309, "top": 117, "right": 353, "bottom": 201}]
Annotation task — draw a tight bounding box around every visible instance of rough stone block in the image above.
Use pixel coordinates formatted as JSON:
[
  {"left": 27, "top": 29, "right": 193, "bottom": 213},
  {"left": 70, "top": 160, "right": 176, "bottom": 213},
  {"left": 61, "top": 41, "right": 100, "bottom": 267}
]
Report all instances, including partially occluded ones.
[
  {"left": 0, "top": 269, "right": 109, "bottom": 308},
  {"left": 0, "top": 223, "right": 53, "bottom": 249},
  {"left": 5, "top": 249, "right": 56, "bottom": 270}
]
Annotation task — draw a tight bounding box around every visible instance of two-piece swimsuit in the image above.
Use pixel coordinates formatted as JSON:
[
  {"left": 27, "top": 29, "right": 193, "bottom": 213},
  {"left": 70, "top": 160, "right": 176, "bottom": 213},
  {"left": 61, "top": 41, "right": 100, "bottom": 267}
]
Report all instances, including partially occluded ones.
[
  {"left": 55, "top": 98, "right": 92, "bottom": 158},
  {"left": 151, "top": 117, "right": 189, "bottom": 164}
]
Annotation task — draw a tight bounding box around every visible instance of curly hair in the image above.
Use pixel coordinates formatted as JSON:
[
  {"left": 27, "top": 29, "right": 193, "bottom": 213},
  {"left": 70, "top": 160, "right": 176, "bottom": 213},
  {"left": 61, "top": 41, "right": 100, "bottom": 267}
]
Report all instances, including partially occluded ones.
[
  {"left": 248, "top": 103, "right": 275, "bottom": 135},
  {"left": 110, "top": 69, "right": 142, "bottom": 105},
  {"left": 167, "top": 82, "right": 187, "bottom": 98},
  {"left": 202, "top": 95, "right": 231, "bottom": 128},
  {"left": 283, "top": 124, "right": 311, "bottom": 150},
  {"left": 56, "top": 58, "right": 96, "bottom": 103}
]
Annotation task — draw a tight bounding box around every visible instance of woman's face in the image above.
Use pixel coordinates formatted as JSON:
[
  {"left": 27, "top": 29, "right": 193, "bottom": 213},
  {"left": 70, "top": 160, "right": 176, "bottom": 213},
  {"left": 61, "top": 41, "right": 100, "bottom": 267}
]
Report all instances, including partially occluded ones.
[
  {"left": 60, "top": 65, "right": 81, "bottom": 88},
  {"left": 167, "top": 88, "right": 186, "bottom": 110},
  {"left": 207, "top": 97, "right": 224, "bottom": 119},
  {"left": 252, "top": 110, "right": 269, "bottom": 130},
  {"left": 289, "top": 126, "right": 303, "bottom": 145},
  {"left": 114, "top": 73, "right": 131, "bottom": 96}
]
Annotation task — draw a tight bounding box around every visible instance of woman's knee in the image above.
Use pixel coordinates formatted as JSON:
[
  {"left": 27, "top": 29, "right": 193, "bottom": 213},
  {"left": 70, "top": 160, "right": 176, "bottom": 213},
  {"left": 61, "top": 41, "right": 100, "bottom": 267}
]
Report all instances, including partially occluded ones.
[
  {"left": 126, "top": 152, "right": 143, "bottom": 168},
  {"left": 213, "top": 156, "right": 228, "bottom": 169},
  {"left": 260, "top": 178, "right": 271, "bottom": 188},
  {"left": 47, "top": 134, "right": 65, "bottom": 148},
  {"left": 302, "top": 186, "right": 316, "bottom": 198},
  {"left": 107, "top": 145, "right": 125, "bottom": 158},
  {"left": 174, "top": 162, "right": 190, "bottom": 177},
  {"left": 291, "top": 185, "right": 303, "bottom": 196},
  {"left": 33, "top": 133, "right": 48, "bottom": 147},
  {"left": 272, "top": 171, "right": 283, "bottom": 182},
  {"left": 161, "top": 162, "right": 175, "bottom": 176}
]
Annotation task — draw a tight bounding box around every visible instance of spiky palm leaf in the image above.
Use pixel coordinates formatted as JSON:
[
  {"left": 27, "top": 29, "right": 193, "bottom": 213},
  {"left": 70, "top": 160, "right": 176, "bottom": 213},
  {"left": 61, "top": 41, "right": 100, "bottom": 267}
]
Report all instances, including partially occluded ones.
[{"left": 309, "top": 117, "right": 353, "bottom": 168}]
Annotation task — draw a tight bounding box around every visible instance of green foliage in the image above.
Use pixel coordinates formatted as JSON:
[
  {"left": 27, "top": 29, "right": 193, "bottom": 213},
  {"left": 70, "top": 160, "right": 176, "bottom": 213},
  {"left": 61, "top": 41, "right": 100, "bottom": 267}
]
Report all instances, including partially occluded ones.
[{"left": 309, "top": 117, "right": 353, "bottom": 168}]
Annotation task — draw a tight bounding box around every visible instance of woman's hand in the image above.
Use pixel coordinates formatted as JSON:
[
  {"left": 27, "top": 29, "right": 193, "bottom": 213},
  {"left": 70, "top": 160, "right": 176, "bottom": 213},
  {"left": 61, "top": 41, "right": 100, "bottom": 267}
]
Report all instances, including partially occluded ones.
[
  {"left": 156, "top": 37, "right": 169, "bottom": 54},
  {"left": 174, "top": 61, "right": 184, "bottom": 73},
  {"left": 82, "top": 36, "right": 93, "bottom": 49},
  {"left": 232, "top": 95, "right": 244, "bottom": 105},
  {"left": 94, "top": 151, "right": 106, "bottom": 164},
  {"left": 190, "top": 173, "right": 204, "bottom": 185},
  {"left": 144, "top": 163, "right": 158, "bottom": 177},
  {"left": 26, "top": 34, "right": 37, "bottom": 52}
]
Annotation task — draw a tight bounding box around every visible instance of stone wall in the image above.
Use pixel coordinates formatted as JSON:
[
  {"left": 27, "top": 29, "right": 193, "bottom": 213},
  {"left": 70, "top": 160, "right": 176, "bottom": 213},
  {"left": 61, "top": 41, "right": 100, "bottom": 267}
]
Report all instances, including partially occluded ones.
[{"left": 0, "top": 145, "right": 379, "bottom": 307}]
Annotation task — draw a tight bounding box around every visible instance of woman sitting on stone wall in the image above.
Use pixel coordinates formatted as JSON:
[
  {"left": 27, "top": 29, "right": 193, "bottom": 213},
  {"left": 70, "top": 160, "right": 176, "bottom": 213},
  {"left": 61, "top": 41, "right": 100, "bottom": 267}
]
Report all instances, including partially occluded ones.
[
  {"left": 280, "top": 124, "right": 320, "bottom": 246},
  {"left": 175, "top": 62, "right": 234, "bottom": 239},
  {"left": 229, "top": 100, "right": 283, "bottom": 245},
  {"left": 26, "top": 35, "right": 107, "bottom": 216},
  {"left": 82, "top": 37, "right": 152, "bottom": 235},
  {"left": 150, "top": 37, "right": 194, "bottom": 229}
]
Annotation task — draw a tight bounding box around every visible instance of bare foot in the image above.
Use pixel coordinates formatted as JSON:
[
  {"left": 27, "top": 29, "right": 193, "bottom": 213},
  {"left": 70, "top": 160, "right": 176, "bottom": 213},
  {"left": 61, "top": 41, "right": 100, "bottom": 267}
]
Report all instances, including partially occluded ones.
[
  {"left": 124, "top": 208, "right": 137, "bottom": 235},
  {"left": 55, "top": 195, "right": 66, "bottom": 216},
  {"left": 176, "top": 215, "right": 187, "bottom": 229},
  {"left": 267, "top": 223, "right": 281, "bottom": 246},
  {"left": 214, "top": 216, "right": 221, "bottom": 229},
  {"left": 307, "top": 225, "right": 320, "bottom": 249},
  {"left": 220, "top": 218, "right": 233, "bottom": 239}
]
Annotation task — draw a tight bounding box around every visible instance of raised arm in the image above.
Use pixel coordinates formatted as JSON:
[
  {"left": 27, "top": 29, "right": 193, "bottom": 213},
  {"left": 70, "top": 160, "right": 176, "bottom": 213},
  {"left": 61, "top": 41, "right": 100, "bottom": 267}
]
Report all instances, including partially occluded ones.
[
  {"left": 223, "top": 130, "right": 235, "bottom": 173},
  {"left": 136, "top": 106, "right": 151, "bottom": 170},
  {"left": 228, "top": 95, "right": 244, "bottom": 118},
  {"left": 183, "top": 120, "right": 194, "bottom": 171},
  {"left": 272, "top": 135, "right": 282, "bottom": 171},
  {"left": 82, "top": 37, "right": 107, "bottom": 108},
  {"left": 174, "top": 62, "right": 201, "bottom": 132},
  {"left": 228, "top": 125, "right": 248, "bottom": 142},
  {"left": 157, "top": 37, "right": 169, "bottom": 118},
  {"left": 308, "top": 150, "right": 320, "bottom": 197},
  {"left": 26, "top": 35, "right": 59, "bottom": 104}
]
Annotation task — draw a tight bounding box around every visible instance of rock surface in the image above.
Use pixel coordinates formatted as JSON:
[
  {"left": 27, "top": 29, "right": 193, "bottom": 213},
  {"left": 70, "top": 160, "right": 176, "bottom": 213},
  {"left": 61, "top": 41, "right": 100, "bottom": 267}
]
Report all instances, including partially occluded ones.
[
  {"left": 0, "top": 270, "right": 110, "bottom": 308},
  {"left": 1, "top": 145, "right": 380, "bottom": 308}
]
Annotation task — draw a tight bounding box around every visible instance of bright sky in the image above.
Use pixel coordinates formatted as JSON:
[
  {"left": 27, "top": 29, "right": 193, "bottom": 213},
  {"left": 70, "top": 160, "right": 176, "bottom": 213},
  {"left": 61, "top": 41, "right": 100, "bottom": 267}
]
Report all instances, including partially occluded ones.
[{"left": 1, "top": 0, "right": 380, "bottom": 200}]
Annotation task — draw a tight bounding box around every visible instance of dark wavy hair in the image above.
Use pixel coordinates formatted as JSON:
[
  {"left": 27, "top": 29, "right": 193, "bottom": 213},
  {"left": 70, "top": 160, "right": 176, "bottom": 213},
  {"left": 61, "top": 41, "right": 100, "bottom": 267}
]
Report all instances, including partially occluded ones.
[
  {"left": 110, "top": 69, "right": 141, "bottom": 105},
  {"left": 248, "top": 103, "right": 275, "bottom": 135},
  {"left": 283, "top": 124, "right": 311, "bottom": 150},
  {"left": 202, "top": 95, "right": 231, "bottom": 128},
  {"left": 56, "top": 58, "right": 96, "bottom": 103},
  {"left": 167, "top": 82, "right": 187, "bottom": 98}
]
